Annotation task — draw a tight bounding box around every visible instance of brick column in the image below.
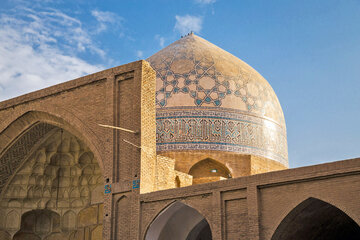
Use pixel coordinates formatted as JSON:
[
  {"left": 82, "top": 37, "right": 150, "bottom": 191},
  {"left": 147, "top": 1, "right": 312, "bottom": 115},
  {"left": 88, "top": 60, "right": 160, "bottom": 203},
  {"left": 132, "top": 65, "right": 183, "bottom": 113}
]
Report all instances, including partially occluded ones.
[
  {"left": 102, "top": 73, "right": 116, "bottom": 240},
  {"left": 212, "top": 190, "right": 222, "bottom": 240},
  {"left": 247, "top": 184, "right": 260, "bottom": 240}
]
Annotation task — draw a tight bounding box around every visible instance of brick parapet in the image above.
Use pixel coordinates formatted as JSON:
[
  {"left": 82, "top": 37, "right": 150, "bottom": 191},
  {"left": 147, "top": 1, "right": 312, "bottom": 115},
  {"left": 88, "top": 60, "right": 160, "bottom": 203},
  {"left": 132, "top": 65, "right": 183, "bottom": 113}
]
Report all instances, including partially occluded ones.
[
  {"left": 140, "top": 158, "right": 360, "bottom": 202},
  {"left": 139, "top": 158, "right": 360, "bottom": 240}
]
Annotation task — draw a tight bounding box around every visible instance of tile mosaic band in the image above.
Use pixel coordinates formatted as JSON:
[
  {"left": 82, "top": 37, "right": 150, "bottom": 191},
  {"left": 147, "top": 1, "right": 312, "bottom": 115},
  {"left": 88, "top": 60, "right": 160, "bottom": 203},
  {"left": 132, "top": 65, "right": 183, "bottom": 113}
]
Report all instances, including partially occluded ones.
[{"left": 156, "top": 108, "right": 288, "bottom": 166}]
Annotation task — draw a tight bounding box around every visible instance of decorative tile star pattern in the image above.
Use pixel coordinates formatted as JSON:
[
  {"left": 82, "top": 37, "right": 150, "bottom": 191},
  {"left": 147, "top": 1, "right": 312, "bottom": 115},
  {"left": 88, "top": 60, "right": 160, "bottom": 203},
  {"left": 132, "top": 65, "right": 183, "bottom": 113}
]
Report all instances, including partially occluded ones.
[{"left": 147, "top": 34, "right": 288, "bottom": 165}]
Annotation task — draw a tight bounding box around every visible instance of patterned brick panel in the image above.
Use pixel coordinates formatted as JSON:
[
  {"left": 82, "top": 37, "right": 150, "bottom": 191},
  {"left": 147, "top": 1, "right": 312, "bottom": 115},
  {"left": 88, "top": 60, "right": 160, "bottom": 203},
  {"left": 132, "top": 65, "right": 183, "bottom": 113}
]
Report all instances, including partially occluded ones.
[
  {"left": 115, "top": 72, "right": 135, "bottom": 182},
  {"left": 225, "top": 198, "right": 248, "bottom": 240},
  {"left": 0, "top": 123, "right": 55, "bottom": 192}
]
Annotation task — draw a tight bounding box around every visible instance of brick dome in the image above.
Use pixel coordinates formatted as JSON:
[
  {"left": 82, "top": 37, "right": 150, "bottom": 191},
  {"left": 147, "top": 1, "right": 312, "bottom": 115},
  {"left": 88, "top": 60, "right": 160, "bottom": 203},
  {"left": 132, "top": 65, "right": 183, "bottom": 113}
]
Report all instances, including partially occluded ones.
[{"left": 147, "top": 33, "right": 288, "bottom": 168}]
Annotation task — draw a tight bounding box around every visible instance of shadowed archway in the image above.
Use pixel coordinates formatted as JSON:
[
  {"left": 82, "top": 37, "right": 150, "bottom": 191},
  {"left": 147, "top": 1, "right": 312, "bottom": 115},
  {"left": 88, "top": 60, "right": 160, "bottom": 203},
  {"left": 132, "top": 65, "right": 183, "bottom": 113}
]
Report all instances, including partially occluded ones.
[
  {"left": 145, "top": 202, "right": 212, "bottom": 240},
  {"left": 271, "top": 197, "right": 360, "bottom": 240},
  {"left": 0, "top": 121, "right": 104, "bottom": 239},
  {"left": 189, "top": 158, "right": 231, "bottom": 185},
  {"left": 13, "top": 209, "right": 62, "bottom": 239}
]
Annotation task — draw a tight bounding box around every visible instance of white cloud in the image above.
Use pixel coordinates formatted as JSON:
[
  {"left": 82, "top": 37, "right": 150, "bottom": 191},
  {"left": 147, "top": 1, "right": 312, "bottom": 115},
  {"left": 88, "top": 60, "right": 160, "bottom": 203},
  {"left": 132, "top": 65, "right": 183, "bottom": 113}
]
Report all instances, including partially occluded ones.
[
  {"left": 136, "top": 50, "right": 144, "bottom": 59},
  {"left": 159, "top": 37, "right": 165, "bottom": 48},
  {"left": 195, "top": 0, "right": 216, "bottom": 4},
  {"left": 91, "top": 10, "right": 123, "bottom": 34},
  {"left": 155, "top": 35, "right": 165, "bottom": 48},
  {"left": 0, "top": 7, "right": 104, "bottom": 101},
  {"left": 174, "top": 15, "right": 203, "bottom": 35}
]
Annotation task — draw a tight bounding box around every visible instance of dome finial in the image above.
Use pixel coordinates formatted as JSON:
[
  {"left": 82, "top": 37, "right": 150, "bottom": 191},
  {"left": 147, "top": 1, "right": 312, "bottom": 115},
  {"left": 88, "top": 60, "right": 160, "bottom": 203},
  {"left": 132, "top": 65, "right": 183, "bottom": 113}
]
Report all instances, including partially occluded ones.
[{"left": 180, "top": 31, "right": 194, "bottom": 39}]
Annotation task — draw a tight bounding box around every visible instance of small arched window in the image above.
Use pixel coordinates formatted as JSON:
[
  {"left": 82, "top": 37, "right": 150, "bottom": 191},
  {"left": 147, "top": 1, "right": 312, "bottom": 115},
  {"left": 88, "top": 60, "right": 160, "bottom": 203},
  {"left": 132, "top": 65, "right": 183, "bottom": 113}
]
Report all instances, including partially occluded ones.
[
  {"left": 189, "top": 158, "right": 231, "bottom": 184},
  {"left": 175, "top": 176, "right": 181, "bottom": 188}
]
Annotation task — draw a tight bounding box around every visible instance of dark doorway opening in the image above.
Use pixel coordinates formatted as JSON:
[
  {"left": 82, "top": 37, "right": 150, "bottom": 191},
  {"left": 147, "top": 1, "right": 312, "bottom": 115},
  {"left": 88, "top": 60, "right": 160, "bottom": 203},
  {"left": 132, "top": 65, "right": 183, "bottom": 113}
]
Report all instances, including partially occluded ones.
[{"left": 272, "top": 197, "right": 360, "bottom": 240}]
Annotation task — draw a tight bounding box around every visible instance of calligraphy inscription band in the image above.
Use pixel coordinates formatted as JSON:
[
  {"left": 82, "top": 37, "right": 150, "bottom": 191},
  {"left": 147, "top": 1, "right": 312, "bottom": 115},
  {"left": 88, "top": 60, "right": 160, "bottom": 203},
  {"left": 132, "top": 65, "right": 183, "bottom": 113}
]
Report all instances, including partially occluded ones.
[{"left": 156, "top": 108, "right": 288, "bottom": 166}]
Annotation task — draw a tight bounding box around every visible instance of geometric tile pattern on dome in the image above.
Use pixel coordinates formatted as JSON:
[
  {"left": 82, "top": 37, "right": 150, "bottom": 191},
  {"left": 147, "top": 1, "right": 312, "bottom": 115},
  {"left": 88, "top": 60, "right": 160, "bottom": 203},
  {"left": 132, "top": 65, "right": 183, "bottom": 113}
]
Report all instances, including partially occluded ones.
[
  {"left": 156, "top": 107, "right": 288, "bottom": 166},
  {"left": 147, "top": 33, "right": 285, "bottom": 126}
]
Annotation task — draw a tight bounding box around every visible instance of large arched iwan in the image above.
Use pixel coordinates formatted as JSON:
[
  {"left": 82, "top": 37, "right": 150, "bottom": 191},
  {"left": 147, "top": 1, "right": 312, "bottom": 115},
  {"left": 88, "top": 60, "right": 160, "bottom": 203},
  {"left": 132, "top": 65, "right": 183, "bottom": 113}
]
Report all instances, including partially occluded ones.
[
  {"left": 145, "top": 201, "right": 212, "bottom": 240},
  {"left": 271, "top": 197, "right": 360, "bottom": 240},
  {"left": 0, "top": 121, "right": 105, "bottom": 239}
]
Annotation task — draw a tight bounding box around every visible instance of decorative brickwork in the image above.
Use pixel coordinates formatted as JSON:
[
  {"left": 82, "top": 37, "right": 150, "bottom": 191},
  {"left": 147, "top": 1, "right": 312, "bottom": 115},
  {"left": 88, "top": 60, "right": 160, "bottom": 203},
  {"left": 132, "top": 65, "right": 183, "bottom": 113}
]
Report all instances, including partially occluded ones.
[
  {"left": 0, "top": 123, "right": 55, "bottom": 193},
  {"left": 0, "top": 129, "right": 104, "bottom": 238}
]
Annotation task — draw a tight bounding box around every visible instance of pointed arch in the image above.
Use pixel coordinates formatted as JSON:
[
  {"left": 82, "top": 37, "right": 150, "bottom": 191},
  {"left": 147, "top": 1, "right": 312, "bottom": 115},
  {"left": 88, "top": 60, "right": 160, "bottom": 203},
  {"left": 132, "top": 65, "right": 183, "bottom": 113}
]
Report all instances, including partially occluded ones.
[
  {"left": 189, "top": 157, "right": 231, "bottom": 184},
  {"left": 271, "top": 197, "right": 360, "bottom": 240},
  {"left": 13, "top": 209, "right": 60, "bottom": 239},
  {"left": 145, "top": 201, "right": 212, "bottom": 240},
  {"left": 0, "top": 111, "right": 105, "bottom": 199},
  {"left": 175, "top": 176, "right": 181, "bottom": 188},
  {"left": 6, "top": 210, "right": 20, "bottom": 230},
  {"left": 62, "top": 210, "right": 76, "bottom": 230},
  {"left": 0, "top": 110, "right": 105, "bottom": 174}
]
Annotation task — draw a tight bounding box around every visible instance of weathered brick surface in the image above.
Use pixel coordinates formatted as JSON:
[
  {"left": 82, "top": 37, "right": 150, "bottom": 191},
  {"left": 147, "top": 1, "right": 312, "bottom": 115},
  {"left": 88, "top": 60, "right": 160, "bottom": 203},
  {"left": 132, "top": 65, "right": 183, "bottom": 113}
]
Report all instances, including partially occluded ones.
[
  {"left": 159, "top": 151, "right": 253, "bottom": 178},
  {"left": 153, "top": 155, "right": 192, "bottom": 191},
  {"left": 251, "top": 155, "right": 287, "bottom": 175}
]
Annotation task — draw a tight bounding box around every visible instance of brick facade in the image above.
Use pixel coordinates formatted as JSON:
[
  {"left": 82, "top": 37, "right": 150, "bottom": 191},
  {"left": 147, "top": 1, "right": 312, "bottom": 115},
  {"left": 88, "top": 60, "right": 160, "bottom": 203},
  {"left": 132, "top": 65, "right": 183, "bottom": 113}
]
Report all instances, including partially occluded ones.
[{"left": 0, "top": 60, "right": 359, "bottom": 239}]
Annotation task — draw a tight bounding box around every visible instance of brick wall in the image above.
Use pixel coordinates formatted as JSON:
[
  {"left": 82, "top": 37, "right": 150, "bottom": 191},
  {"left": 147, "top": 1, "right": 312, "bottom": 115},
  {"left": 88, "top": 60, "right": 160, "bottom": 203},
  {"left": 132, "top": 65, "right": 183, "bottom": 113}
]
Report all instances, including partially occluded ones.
[
  {"left": 140, "top": 158, "right": 360, "bottom": 240},
  {"left": 0, "top": 60, "right": 157, "bottom": 240}
]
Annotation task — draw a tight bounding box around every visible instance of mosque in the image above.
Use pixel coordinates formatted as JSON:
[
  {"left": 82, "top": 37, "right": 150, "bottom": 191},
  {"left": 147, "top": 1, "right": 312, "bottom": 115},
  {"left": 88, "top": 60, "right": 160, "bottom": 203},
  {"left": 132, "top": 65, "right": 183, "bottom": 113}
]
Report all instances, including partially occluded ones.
[{"left": 0, "top": 33, "right": 359, "bottom": 240}]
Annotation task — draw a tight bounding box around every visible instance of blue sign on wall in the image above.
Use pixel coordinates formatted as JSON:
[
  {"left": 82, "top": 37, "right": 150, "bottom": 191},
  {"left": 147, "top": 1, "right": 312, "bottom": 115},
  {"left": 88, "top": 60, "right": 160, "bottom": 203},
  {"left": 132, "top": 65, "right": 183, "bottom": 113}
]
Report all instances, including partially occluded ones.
[
  {"left": 104, "top": 184, "right": 112, "bottom": 194},
  {"left": 132, "top": 180, "right": 140, "bottom": 189}
]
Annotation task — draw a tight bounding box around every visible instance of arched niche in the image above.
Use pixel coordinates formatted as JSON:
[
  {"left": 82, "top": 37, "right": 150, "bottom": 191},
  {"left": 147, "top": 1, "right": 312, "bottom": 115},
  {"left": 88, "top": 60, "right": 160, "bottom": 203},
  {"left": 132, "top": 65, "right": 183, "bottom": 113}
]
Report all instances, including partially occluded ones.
[
  {"left": 189, "top": 158, "right": 231, "bottom": 184},
  {"left": 145, "top": 201, "right": 212, "bottom": 240},
  {"left": 0, "top": 110, "right": 105, "bottom": 175},
  {"left": 13, "top": 209, "right": 60, "bottom": 239},
  {"left": 271, "top": 197, "right": 360, "bottom": 240},
  {"left": 175, "top": 176, "right": 181, "bottom": 188},
  {"left": 0, "top": 122, "right": 104, "bottom": 239}
]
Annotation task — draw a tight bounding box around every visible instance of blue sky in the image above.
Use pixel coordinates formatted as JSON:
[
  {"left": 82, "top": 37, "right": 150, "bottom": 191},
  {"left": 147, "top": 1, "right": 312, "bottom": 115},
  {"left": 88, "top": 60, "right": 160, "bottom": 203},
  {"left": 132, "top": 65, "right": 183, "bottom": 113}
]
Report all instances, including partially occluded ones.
[{"left": 1, "top": 0, "right": 359, "bottom": 168}]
